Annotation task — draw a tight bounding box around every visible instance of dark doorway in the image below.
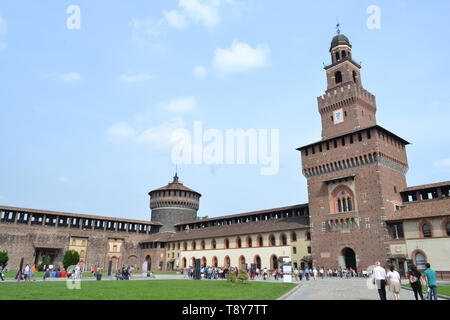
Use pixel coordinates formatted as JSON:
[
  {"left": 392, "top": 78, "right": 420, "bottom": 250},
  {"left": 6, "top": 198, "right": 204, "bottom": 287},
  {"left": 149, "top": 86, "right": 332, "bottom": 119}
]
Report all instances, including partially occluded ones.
[
  {"left": 342, "top": 247, "right": 356, "bottom": 269},
  {"left": 272, "top": 256, "right": 278, "bottom": 269},
  {"left": 146, "top": 255, "right": 151, "bottom": 271},
  {"left": 255, "top": 256, "right": 261, "bottom": 269}
]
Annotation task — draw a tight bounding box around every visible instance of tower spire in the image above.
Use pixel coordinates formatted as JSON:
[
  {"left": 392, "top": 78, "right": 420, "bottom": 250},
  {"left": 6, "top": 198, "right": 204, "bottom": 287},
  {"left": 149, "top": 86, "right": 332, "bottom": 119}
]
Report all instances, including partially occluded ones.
[{"left": 173, "top": 164, "right": 179, "bottom": 183}]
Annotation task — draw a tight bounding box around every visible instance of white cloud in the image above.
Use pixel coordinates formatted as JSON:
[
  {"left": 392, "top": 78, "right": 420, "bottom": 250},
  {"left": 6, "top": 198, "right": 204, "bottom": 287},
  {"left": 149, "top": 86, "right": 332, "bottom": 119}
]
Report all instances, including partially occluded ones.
[
  {"left": 130, "top": 0, "right": 234, "bottom": 40},
  {"left": 59, "top": 72, "right": 82, "bottom": 82},
  {"left": 193, "top": 65, "right": 207, "bottom": 78},
  {"left": 57, "top": 176, "right": 69, "bottom": 184},
  {"left": 161, "top": 97, "right": 197, "bottom": 113},
  {"left": 0, "top": 16, "right": 6, "bottom": 50},
  {"left": 179, "top": 0, "right": 221, "bottom": 27},
  {"left": 163, "top": 9, "right": 188, "bottom": 29},
  {"left": 137, "top": 118, "right": 186, "bottom": 149},
  {"left": 130, "top": 17, "right": 166, "bottom": 37},
  {"left": 107, "top": 122, "right": 136, "bottom": 143},
  {"left": 119, "top": 73, "right": 154, "bottom": 83},
  {"left": 43, "top": 72, "right": 83, "bottom": 83},
  {"left": 433, "top": 158, "right": 450, "bottom": 168},
  {"left": 213, "top": 40, "right": 270, "bottom": 75}
]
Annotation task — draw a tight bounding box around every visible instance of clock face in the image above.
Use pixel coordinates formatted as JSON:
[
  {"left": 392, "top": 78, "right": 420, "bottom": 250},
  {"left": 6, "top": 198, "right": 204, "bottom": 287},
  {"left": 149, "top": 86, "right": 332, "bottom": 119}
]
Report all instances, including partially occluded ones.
[{"left": 333, "top": 108, "right": 344, "bottom": 124}]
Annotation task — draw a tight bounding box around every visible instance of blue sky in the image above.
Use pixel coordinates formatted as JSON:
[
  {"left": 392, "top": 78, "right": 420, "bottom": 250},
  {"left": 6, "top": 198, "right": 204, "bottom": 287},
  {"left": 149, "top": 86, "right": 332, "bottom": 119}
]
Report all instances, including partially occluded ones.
[{"left": 1, "top": 0, "right": 449, "bottom": 221}]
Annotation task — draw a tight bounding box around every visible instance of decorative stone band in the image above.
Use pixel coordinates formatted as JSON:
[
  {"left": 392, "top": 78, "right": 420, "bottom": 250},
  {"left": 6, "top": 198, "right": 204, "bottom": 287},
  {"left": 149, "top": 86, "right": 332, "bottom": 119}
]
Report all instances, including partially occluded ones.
[
  {"left": 150, "top": 200, "right": 199, "bottom": 210},
  {"left": 303, "top": 153, "right": 408, "bottom": 179},
  {"left": 326, "top": 217, "right": 361, "bottom": 232}
]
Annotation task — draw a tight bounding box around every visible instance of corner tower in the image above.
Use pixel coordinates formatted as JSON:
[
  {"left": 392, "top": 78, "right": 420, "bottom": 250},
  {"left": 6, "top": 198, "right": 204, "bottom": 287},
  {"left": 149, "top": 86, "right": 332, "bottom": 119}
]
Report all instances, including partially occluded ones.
[
  {"left": 298, "top": 30, "right": 410, "bottom": 271},
  {"left": 149, "top": 173, "right": 201, "bottom": 232}
]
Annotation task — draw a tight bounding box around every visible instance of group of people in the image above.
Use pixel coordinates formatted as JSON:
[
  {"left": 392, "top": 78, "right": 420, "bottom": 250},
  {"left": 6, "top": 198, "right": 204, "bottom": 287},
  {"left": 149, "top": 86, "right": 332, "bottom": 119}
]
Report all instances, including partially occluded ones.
[
  {"left": 372, "top": 261, "right": 438, "bottom": 300},
  {"left": 115, "top": 266, "right": 134, "bottom": 280}
]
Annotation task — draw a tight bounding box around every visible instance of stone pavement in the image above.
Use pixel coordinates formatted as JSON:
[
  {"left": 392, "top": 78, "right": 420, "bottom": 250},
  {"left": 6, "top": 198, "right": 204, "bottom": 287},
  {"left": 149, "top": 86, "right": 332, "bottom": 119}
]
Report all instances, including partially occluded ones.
[{"left": 283, "top": 277, "right": 446, "bottom": 300}]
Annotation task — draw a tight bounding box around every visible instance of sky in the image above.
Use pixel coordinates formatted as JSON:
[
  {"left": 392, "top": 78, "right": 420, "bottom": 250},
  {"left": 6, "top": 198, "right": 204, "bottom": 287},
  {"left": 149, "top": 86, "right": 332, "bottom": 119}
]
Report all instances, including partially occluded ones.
[{"left": 0, "top": 0, "right": 449, "bottom": 221}]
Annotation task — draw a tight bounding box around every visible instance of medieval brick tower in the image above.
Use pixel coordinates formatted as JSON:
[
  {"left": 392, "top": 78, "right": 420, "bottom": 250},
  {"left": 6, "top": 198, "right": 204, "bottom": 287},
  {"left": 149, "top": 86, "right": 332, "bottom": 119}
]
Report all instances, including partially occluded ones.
[
  {"left": 149, "top": 173, "right": 201, "bottom": 232},
  {"left": 298, "top": 31, "right": 410, "bottom": 270}
]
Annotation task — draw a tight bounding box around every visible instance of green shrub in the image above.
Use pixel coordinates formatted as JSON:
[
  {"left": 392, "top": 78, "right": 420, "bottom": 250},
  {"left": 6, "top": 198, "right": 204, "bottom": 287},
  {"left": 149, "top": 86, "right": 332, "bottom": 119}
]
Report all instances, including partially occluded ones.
[
  {"left": 37, "top": 255, "right": 52, "bottom": 271},
  {"left": 0, "top": 250, "right": 8, "bottom": 269},
  {"left": 228, "top": 271, "right": 237, "bottom": 283},
  {"left": 238, "top": 269, "right": 249, "bottom": 284},
  {"left": 63, "top": 250, "right": 80, "bottom": 270}
]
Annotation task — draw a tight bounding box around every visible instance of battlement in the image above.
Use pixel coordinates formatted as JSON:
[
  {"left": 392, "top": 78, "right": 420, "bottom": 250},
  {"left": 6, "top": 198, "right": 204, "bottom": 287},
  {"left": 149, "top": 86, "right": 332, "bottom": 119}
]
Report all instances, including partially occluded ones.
[{"left": 318, "top": 82, "right": 376, "bottom": 113}]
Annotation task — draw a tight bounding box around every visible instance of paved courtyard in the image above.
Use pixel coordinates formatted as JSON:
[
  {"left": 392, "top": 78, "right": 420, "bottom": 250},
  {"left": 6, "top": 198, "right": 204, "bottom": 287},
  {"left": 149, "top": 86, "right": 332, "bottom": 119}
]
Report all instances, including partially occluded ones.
[{"left": 283, "top": 278, "right": 445, "bottom": 300}]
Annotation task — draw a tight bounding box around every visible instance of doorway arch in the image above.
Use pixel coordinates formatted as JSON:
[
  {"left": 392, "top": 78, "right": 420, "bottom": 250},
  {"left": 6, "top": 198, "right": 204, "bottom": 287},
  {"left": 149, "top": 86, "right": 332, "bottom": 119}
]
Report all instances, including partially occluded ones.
[
  {"left": 145, "top": 255, "right": 151, "bottom": 271},
  {"left": 342, "top": 247, "right": 356, "bottom": 270}
]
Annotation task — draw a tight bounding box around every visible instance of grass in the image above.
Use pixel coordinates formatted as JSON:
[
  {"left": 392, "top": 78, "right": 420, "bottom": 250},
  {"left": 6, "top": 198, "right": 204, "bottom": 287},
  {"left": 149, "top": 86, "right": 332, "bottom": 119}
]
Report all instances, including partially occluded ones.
[
  {"left": 402, "top": 284, "right": 450, "bottom": 297},
  {"left": 0, "top": 279, "right": 296, "bottom": 300},
  {"left": 2, "top": 270, "right": 177, "bottom": 279}
]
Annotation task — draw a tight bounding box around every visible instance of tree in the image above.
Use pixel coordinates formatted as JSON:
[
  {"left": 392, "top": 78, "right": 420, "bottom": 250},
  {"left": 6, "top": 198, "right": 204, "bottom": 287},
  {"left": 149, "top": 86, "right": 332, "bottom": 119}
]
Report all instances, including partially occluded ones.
[
  {"left": 63, "top": 250, "right": 80, "bottom": 270},
  {"left": 0, "top": 250, "right": 8, "bottom": 268},
  {"left": 37, "top": 255, "right": 52, "bottom": 271}
]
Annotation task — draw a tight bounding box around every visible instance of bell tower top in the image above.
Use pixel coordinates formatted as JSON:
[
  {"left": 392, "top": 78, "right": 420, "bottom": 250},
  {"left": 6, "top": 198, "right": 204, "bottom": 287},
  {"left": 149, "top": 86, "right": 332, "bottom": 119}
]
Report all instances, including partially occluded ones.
[{"left": 318, "top": 30, "right": 377, "bottom": 140}]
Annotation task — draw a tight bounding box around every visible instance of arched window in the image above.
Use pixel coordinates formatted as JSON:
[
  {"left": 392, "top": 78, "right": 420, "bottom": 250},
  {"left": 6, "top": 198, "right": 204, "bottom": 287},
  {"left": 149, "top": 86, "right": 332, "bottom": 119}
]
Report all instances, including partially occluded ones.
[
  {"left": 269, "top": 234, "right": 276, "bottom": 246},
  {"left": 236, "top": 237, "right": 242, "bottom": 248},
  {"left": 280, "top": 233, "right": 287, "bottom": 246},
  {"left": 335, "top": 71, "right": 342, "bottom": 84},
  {"left": 257, "top": 235, "right": 263, "bottom": 247},
  {"left": 306, "top": 231, "right": 311, "bottom": 241},
  {"left": 342, "top": 50, "right": 346, "bottom": 58},
  {"left": 352, "top": 70, "right": 357, "bottom": 82},
  {"left": 415, "top": 252, "right": 426, "bottom": 270},
  {"left": 246, "top": 236, "right": 252, "bottom": 248},
  {"left": 211, "top": 239, "right": 216, "bottom": 249},
  {"left": 446, "top": 222, "right": 450, "bottom": 236},
  {"left": 335, "top": 51, "right": 340, "bottom": 62},
  {"left": 224, "top": 256, "right": 230, "bottom": 267},
  {"left": 183, "top": 242, "right": 187, "bottom": 251},
  {"left": 224, "top": 238, "right": 230, "bottom": 249},
  {"left": 239, "top": 256, "right": 246, "bottom": 270},
  {"left": 291, "top": 232, "right": 297, "bottom": 242},
  {"left": 192, "top": 241, "right": 196, "bottom": 250},
  {"left": 331, "top": 185, "right": 356, "bottom": 214},
  {"left": 422, "top": 224, "right": 432, "bottom": 238},
  {"left": 201, "top": 257, "right": 207, "bottom": 267},
  {"left": 212, "top": 256, "right": 218, "bottom": 267},
  {"left": 201, "top": 240, "right": 205, "bottom": 250}
]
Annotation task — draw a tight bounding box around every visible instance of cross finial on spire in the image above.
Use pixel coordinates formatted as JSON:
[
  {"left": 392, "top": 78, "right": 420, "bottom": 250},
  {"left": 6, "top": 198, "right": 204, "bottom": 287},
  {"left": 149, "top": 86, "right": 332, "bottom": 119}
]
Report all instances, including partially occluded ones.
[
  {"left": 173, "top": 163, "right": 179, "bottom": 183},
  {"left": 336, "top": 22, "right": 341, "bottom": 35}
]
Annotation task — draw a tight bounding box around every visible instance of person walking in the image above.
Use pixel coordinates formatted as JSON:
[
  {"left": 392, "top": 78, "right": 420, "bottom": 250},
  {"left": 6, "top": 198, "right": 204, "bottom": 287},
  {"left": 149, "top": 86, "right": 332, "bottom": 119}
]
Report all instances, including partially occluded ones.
[
  {"left": 387, "top": 265, "right": 401, "bottom": 300},
  {"left": 31, "top": 264, "right": 36, "bottom": 281},
  {"left": 313, "top": 267, "right": 317, "bottom": 280},
  {"left": 0, "top": 265, "right": 4, "bottom": 281},
  {"left": 408, "top": 265, "right": 424, "bottom": 300},
  {"left": 424, "top": 263, "right": 438, "bottom": 300},
  {"left": 372, "top": 262, "right": 387, "bottom": 300}
]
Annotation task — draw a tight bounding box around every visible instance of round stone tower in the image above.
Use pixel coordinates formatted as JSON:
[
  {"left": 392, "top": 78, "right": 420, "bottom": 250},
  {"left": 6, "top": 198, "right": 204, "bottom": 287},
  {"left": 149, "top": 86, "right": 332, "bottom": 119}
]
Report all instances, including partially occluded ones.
[{"left": 149, "top": 173, "right": 201, "bottom": 232}]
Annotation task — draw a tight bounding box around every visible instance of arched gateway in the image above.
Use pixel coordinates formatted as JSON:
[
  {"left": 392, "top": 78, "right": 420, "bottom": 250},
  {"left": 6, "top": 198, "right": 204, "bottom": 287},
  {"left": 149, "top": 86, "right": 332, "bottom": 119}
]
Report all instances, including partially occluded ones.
[{"left": 342, "top": 247, "right": 356, "bottom": 270}]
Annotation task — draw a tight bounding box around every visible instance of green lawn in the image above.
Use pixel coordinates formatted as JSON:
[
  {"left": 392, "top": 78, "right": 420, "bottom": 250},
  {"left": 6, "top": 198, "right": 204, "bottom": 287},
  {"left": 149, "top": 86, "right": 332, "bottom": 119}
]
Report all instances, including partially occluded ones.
[
  {"left": 402, "top": 284, "right": 450, "bottom": 297},
  {"left": 0, "top": 279, "right": 296, "bottom": 300},
  {"left": 3, "top": 270, "right": 175, "bottom": 279}
]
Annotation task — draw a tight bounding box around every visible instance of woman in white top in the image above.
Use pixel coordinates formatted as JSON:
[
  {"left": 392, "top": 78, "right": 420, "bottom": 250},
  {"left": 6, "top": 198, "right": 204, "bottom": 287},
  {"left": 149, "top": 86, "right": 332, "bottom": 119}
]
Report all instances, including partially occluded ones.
[{"left": 387, "top": 265, "right": 402, "bottom": 300}]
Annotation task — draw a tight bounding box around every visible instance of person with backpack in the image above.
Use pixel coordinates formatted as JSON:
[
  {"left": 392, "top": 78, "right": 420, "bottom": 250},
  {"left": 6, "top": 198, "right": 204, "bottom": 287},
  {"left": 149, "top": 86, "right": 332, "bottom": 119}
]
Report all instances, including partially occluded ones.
[{"left": 408, "top": 265, "right": 424, "bottom": 300}]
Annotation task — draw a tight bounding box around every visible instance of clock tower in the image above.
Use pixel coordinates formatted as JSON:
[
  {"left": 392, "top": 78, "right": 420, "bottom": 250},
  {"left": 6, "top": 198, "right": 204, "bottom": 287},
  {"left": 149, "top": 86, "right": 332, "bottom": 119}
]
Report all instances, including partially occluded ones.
[{"left": 298, "top": 30, "right": 410, "bottom": 271}]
